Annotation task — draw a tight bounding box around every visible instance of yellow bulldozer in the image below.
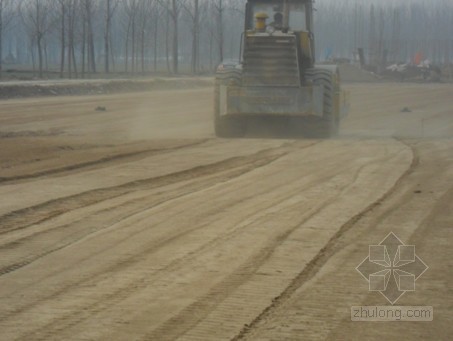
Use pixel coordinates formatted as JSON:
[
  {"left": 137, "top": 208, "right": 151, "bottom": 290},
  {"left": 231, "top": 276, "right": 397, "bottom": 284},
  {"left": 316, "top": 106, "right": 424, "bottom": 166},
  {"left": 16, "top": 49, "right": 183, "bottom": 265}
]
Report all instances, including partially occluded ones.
[{"left": 214, "top": 0, "right": 349, "bottom": 138}]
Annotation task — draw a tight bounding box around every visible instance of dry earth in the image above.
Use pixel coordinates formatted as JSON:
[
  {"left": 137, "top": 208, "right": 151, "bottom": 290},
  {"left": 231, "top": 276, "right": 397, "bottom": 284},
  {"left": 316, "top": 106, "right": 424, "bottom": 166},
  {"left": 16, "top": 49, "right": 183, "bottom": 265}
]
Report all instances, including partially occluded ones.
[
  {"left": 0, "top": 82, "right": 452, "bottom": 340},
  {"left": 0, "top": 78, "right": 212, "bottom": 100}
]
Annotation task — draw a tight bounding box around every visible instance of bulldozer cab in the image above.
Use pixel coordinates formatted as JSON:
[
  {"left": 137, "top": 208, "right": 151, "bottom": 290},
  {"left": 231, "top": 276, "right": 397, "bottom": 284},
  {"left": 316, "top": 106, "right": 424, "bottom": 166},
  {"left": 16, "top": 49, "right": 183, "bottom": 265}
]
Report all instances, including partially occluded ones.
[
  {"left": 244, "top": 0, "right": 315, "bottom": 70},
  {"left": 245, "top": 0, "right": 313, "bottom": 33}
]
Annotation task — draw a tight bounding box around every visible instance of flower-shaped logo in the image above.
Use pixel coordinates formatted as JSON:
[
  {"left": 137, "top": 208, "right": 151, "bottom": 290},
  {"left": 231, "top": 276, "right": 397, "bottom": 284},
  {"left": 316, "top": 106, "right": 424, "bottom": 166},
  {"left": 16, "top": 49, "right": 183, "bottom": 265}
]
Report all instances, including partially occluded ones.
[{"left": 356, "top": 232, "right": 428, "bottom": 304}]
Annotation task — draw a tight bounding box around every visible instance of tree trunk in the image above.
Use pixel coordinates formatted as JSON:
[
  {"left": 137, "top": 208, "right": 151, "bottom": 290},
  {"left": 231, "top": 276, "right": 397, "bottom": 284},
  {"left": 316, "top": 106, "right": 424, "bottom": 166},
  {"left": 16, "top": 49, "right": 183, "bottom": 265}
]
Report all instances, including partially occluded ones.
[
  {"left": 68, "top": 11, "right": 73, "bottom": 78},
  {"left": 68, "top": 36, "right": 74, "bottom": 77},
  {"left": 81, "top": 14, "right": 86, "bottom": 77},
  {"left": 36, "top": 1, "right": 44, "bottom": 79},
  {"left": 131, "top": 20, "right": 135, "bottom": 73},
  {"left": 153, "top": 12, "right": 158, "bottom": 72},
  {"left": 110, "top": 35, "right": 115, "bottom": 71},
  {"left": 171, "top": 0, "right": 178, "bottom": 74},
  {"left": 218, "top": 0, "right": 224, "bottom": 63},
  {"left": 165, "top": 9, "right": 170, "bottom": 73},
  {"left": 68, "top": 29, "right": 72, "bottom": 79},
  {"left": 72, "top": 42, "right": 78, "bottom": 77},
  {"left": 0, "top": 0, "right": 3, "bottom": 78},
  {"left": 104, "top": 0, "right": 111, "bottom": 73},
  {"left": 37, "top": 35, "right": 43, "bottom": 78},
  {"left": 141, "top": 27, "right": 145, "bottom": 74},
  {"left": 87, "top": 2, "right": 96, "bottom": 73},
  {"left": 377, "top": 8, "right": 385, "bottom": 73},
  {"left": 191, "top": 0, "right": 199, "bottom": 74},
  {"left": 368, "top": 4, "right": 376, "bottom": 68},
  {"left": 59, "top": 2, "right": 65, "bottom": 78},
  {"left": 44, "top": 40, "right": 49, "bottom": 72},
  {"left": 209, "top": 29, "right": 213, "bottom": 71},
  {"left": 30, "top": 38, "right": 36, "bottom": 73},
  {"left": 125, "top": 20, "right": 130, "bottom": 72}
]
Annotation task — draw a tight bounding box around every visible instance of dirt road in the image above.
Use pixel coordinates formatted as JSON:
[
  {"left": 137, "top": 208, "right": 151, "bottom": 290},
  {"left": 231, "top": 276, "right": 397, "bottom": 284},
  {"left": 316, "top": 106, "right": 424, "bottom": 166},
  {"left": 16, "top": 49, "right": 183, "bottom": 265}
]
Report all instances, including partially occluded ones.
[{"left": 0, "top": 83, "right": 452, "bottom": 340}]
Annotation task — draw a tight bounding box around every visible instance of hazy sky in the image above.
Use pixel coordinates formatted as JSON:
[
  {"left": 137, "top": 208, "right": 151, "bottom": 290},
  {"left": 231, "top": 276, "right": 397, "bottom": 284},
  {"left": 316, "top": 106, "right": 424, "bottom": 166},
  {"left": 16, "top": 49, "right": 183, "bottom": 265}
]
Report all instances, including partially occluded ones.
[{"left": 322, "top": 0, "right": 439, "bottom": 4}]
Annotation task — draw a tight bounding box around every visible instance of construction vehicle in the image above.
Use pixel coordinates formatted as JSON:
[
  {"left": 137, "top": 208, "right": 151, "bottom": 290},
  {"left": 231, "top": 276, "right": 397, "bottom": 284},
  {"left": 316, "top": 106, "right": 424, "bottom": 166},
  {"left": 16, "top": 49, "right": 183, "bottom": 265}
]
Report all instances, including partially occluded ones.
[{"left": 214, "top": 0, "right": 349, "bottom": 138}]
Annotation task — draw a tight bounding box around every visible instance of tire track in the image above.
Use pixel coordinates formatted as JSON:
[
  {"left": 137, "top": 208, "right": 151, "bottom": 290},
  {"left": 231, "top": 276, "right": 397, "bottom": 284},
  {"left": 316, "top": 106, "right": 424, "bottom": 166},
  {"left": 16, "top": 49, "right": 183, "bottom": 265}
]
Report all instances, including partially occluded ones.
[
  {"left": 4, "top": 142, "right": 370, "bottom": 337},
  {"left": 15, "top": 144, "right": 393, "bottom": 340},
  {"left": 18, "top": 153, "right": 362, "bottom": 341},
  {"left": 144, "top": 147, "right": 410, "bottom": 341},
  {"left": 0, "top": 142, "right": 313, "bottom": 278},
  {"left": 141, "top": 164, "right": 375, "bottom": 341},
  {"left": 6, "top": 143, "right": 341, "bottom": 284},
  {"left": 232, "top": 139, "right": 418, "bottom": 340},
  {"left": 0, "top": 142, "right": 303, "bottom": 237},
  {"left": 237, "top": 141, "right": 453, "bottom": 341},
  {"left": 0, "top": 139, "right": 208, "bottom": 184}
]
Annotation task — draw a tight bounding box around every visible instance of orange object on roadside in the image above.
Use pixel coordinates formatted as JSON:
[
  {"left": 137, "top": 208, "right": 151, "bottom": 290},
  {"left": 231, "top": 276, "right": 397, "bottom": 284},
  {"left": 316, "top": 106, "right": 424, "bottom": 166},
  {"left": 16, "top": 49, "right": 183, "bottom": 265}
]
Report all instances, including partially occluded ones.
[{"left": 414, "top": 52, "right": 423, "bottom": 65}]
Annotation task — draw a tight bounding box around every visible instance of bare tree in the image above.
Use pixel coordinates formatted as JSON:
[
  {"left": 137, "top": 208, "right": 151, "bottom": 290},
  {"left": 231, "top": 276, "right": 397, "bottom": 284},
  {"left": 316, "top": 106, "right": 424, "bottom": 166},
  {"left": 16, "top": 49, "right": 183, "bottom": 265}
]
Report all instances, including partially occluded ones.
[
  {"left": 212, "top": 0, "right": 224, "bottom": 64},
  {"left": 376, "top": 7, "right": 385, "bottom": 72},
  {"left": 56, "top": 0, "right": 67, "bottom": 78},
  {"left": 183, "top": 0, "right": 199, "bottom": 74},
  {"left": 158, "top": 0, "right": 184, "bottom": 74},
  {"left": 151, "top": 1, "right": 162, "bottom": 72},
  {"left": 83, "top": 0, "right": 96, "bottom": 74},
  {"left": 0, "top": 0, "right": 20, "bottom": 77},
  {"left": 169, "top": 0, "right": 180, "bottom": 73},
  {"left": 137, "top": 0, "right": 155, "bottom": 74},
  {"left": 104, "top": 0, "right": 118, "bottom": 73},
  {"left": 67, "top": 0, "right": 77, "bottom": 78},
  {"left": 390, "top": 7, "right": 401, "bottom": 62},
  {"left": 20, "top": 0, "right": 54, "bottom": 78},
  {"left": 123, "top": 0, "right": 140, "bottom": 73},
  {"left": 164, "top": 2, "right": 170, "bottom": 72},
  {"left": 368, "top": 4, "right": 376, "bottom": 67}
]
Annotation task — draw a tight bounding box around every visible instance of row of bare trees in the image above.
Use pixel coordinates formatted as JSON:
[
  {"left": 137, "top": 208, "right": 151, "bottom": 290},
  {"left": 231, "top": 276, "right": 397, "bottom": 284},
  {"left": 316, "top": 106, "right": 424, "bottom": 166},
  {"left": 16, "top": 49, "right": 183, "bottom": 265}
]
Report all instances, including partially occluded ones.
[
  {"left": 0, "top": 0, "right": 20, "bottom": 75},
  {"left": 1, "top": 0, "right": 452, "bottom": 78},
  {"left": 0, "top": 0, "right": 245, "bottom": 78},
  {"left": 316, "top": 0, "right": 453, "bottom": 66}
]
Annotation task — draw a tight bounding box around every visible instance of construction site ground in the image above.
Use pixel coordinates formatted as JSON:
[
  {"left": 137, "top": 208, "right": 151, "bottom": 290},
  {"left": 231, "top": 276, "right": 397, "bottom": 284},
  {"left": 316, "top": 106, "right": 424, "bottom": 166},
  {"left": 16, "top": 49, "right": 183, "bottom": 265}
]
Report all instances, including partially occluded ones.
[{"left": 0, "top": 81, "right": 452, "bottom": 340}]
